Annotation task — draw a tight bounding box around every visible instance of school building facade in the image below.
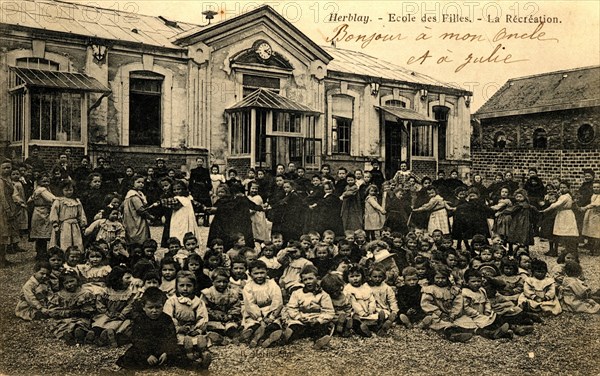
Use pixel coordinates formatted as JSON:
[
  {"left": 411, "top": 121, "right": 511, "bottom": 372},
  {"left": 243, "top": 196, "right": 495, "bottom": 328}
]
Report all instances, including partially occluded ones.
[
  {"left": 0, "top": 1, "right": 472, "bottom": 179},
  {"left": 472, "top": 66, "right": 600, "bottom": 188}
]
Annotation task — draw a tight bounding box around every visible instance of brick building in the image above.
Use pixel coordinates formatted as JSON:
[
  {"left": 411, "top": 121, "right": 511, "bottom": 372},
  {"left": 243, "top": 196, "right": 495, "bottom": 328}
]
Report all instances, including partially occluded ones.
[
  {"left": 472, "top": 66, "right": 600, "bottom": 188},
  {"left": 1, "top": 1, "right": 472, "bottom": 179}
]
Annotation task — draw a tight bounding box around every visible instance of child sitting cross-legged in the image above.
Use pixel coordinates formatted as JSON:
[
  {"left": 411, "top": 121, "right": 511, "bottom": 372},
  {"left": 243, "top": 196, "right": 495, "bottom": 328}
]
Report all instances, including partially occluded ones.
[
  {"left": 320, "top": 272, "right": 353, "bottom": 337},
  {"left": 461, "top": 268, "right": 513, "bottom": 340},
  {"left": 283, "top": 265, "right": 335, "bottom": 349},
  {"left": 517, "top": 258, "right": 562, "bottom": 316},
  {"left": 343, "top": 264, "right": 387, "bottom": 337},
  {"left": 201, "top": 267, "right": 242, "bottom": 343},
  {"left": 396, "top": 267, "right": 427, "bottom": 329},
  {"left": 116, "top": 287, "right": 198, "bottom": 371},
  {"left": 47, "top": 270, "right": 97, "bottom": 345},
  {"left": 240, "top": 260, "right": 284, "bottom": 348},
  {"left": 15, "top": 261, "right": 53, "bottom": 321},
  {"left": 368, "top": 265, "right": 398, "bottom": 336},
  {"left": 420, "top": 265, "right": 476, "bottom": 342},
  {"left": 163, "top": 271, "right": 212, "bottom": 369},
  {"left": 560, "top": 261, "right": 600, "bottom": 314},
  {"left": 92, "top": 266, "right": 135, "bottom": 347}
]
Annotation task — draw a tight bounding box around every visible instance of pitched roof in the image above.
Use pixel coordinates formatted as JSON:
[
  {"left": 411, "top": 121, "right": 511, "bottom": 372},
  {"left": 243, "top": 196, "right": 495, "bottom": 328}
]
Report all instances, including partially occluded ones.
[
  {"left": 1, "top": 0, "right": 197, "bottom": 49},
  {"left": 225, "top": 88, "right": 320, "bottom": 114},
  {"left": 10, "top": 67, "right": 110, "bottom": 93},
  {"left": 475, "top": 65, "right": 600, "bottom": 119},
  {"left": 321, "top": 45, "right": 470, "bottom": 95}
]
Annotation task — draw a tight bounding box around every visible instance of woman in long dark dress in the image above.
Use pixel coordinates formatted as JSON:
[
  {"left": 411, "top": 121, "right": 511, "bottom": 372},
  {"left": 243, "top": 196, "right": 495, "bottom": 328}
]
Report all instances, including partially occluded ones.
[
  {"left": 189, "top": 157, "right": 212, "bottom": 227},
  {"left": 207, "top": 185, "right": 263, "bottom": 250},
  {"left": 314, "top": 181, "right": 344, "bottom": 237},
  {"left": 409, "top": 177, "right": 432, "bottom": 231},
  {"left": 385, "top": 187, "right": 411, "bottom": 235},
  {"left": 305, "top": 175, "right": 324, "bottom": 232},
  {"left": 269, "top": 180, "right": 307, "bottom": 242}
]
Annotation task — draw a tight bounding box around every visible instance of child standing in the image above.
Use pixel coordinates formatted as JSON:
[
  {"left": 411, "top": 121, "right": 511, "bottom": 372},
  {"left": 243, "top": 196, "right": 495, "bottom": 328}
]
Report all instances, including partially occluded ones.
[
  {"left": 517, "top": 259, "right": 562, "bottom": 316},
  {"left": 539, "top": 181, "right": 579, "bottom": 256},
  {"left": 412, "top": 187, "right": 450, "bottom": 235},
  {"left": 284, "top": 265, "right": 335, "bottom": 349},
  {"left": 364, "top": 184, "right": 386, "bottom": 241},
  {"left": 581, "top": 181, "right": 600, "bottom": 255},
  {"left": 163, "top": 271, "right": 211, "bottom": 365},
  {"left": 201, "top": 268, "right": 242, "bottom": 339},
  {"left": 123, "top": 174, "right": 152, "bottom": 244},
  {"left": 48, "top": 270, "right": 97, "bottom": 345},
  {"left": 15, "top": 261, "right": 53, "bottom": 321},
  {"left": 50, "top": 180, "right": 87, "bottom": 250},
  {"left": 241, "top": 260, "right": 284, "bottom": 348},
  {"left": 93, "top": 266, "right": 136, "bottom": 347},
  {"left": 539, "top": 192, "right": 559, "bottom": 256}
]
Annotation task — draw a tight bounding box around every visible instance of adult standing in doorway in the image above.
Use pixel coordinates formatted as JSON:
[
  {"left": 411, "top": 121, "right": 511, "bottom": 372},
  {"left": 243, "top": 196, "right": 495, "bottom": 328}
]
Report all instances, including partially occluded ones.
[{"left": 190, "top": 157, "right": 212, "bottom": 227}]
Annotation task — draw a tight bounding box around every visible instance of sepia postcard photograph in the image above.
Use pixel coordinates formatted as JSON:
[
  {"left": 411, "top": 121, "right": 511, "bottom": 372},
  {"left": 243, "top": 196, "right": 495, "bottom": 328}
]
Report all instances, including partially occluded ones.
[{"left": 0, "top": 0, "right": 599, "bottom": 375}]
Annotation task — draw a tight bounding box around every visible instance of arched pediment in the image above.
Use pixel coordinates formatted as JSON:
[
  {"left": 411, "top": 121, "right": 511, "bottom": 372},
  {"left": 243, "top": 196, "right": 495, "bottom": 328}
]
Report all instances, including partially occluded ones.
[{"left": 231, "top": 45, "right": 294, "bottom": 71}]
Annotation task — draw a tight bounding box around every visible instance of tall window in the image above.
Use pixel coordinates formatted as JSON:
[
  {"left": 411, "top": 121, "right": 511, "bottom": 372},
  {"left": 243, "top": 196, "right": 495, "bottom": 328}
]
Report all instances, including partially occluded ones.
[
  {"left": 231, "top": 111, "right": 251, "bottom": 155},
  {"left": 30, "top": 92, "right": 82, "bottom": 141},
  {"left": 533, "top": 128, "right": 547, "bottom": 149},
  {"left": 412, "top": 125, "right": 434, "bottom": 157},
  {"left": 433, "top": 106, "right": 450, "bottom": 160},
  {"left": 242, "top": 74, "right": 280, "bottom": 97},
  {"left": 331, "top": 95, "right": 353, "bottom": 154},
  {"left": 304, "top": 115, "right": 321, "bottom": 167},
  {"left": 129, "top": 71, "right": 163, "bottom": 146}
]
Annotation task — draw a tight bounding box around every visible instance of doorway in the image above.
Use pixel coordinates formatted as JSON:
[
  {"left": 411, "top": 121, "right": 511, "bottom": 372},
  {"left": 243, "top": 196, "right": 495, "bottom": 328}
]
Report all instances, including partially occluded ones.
[{"left": 385, "top": 121, "right": 409, "bottom": 178}]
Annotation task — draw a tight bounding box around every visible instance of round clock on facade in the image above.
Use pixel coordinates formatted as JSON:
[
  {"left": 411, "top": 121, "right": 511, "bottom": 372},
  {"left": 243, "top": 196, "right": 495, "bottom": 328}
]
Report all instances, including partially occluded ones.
[{"left": 255, "top": 41, "right": 272, "bottom": 60}]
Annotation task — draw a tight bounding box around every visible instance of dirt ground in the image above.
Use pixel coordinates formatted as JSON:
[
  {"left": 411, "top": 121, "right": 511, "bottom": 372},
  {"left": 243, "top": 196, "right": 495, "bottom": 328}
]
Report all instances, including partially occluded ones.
[{"left": 1, "top": 226, "right": 599, "bottom": 376}]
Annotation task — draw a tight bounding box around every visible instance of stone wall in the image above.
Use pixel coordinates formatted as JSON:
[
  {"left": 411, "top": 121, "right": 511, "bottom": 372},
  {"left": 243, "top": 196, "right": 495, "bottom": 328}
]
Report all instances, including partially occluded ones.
[
  {"left": 471, "top": 149, "right": 600, "bottom": 190},
  {"left": 477, "top": 107, "right": 600, "bottom": 150}
]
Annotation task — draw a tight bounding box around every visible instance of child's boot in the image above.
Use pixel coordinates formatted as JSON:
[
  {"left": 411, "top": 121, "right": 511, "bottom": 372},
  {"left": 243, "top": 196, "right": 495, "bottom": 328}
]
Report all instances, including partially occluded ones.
[
  {"left": 261, "top": 329, "right": 283, "bottom": 348},
  {"left": 106, "top": 329, "right": 118, "bottom": 348},
  {"left": 97, "top": 329, "right": 109, "bottom": 346},
  {"left": 196, "top": 351, "right": 212, "bottom": 370},
  {"left": 249, "top": 325, "right": 266, "bottom": 348},
  {"left": 313, "top": 334, "right": 331, "bottom": 350},
  {"left": 74, "top": 327, "right": 87, "bottom": 344},
  {"left": 357, "top": 322, "right": 372, "bottom": 338},
  {"left": 512, "top": 325, "right": 534, "bottom": 336},
  {"left": 84, "top": 330, "right": 96, "bottom": 345},
  {"left": 282, "top": 327, "right": 294, "bottom": 344},
  {"left": 239, "top": 327, "right": 254, "bottom": 343},
  {"left": 336, "top": 314, "right": 347, "bottom": 334},
  {"left": 377, "top": 319, "right": 393, "bottom": 337},
  {"left": 399, "top": 314, "right": 413, "bottom": 329},
  {"left": 61, "top": 332, "right": 76, "bottom": 346}
]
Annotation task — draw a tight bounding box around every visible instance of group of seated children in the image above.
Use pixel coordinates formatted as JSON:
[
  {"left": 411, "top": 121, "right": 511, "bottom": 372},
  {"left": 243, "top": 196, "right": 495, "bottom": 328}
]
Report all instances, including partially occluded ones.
[{"left": 15, "top": 227, "right": 600, "bottom": 370}]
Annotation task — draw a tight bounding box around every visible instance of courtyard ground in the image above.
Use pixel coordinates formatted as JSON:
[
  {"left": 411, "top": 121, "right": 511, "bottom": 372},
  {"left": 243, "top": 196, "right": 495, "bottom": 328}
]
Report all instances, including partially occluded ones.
[{"left": 0, "top": 225, "right": 599, "bottom": 376}]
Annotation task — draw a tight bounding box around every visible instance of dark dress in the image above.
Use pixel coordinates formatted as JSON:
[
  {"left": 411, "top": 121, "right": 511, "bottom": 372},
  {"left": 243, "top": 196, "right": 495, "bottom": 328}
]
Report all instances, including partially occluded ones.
[
  {"left": 189, "top": 166, "right": 212, "bottom": 207},
  {"left": 385, "top": 194, "right": 411, "bottom": 235},
  {"left": 316, "top": 193, "right": 344, "bottom": 236},
  {"left": 271, "top": 191, "right": 307, "bottom": 242},
  {"left": 524, "top": 177, "right": 546, "bottom": 209},
  {"left": 503, "top": 201, "right": 538, "bottom": 245},
  {"left": 80, "top": 188, "right": 105, "bottom": 221},
  {"left": 370, "top": 169, "right": 386, "bottom": 189},
  {"left": 397, "top": 284, "right": 425, "bottom": 322},
  {"left": 452, "top": 199, "right": 494, "bottom": 240},
  {"left": 410, "top": 189, "right": 430, "bottom": 230},
  {"left": 208, "top": 195, "right": 262, "bottom": 249},
  {"left": 305, "top": 185, "right": 324, "bottom": 232},
  {"left": 116, "top": 312, "right": 183, "bottom": 370}
]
